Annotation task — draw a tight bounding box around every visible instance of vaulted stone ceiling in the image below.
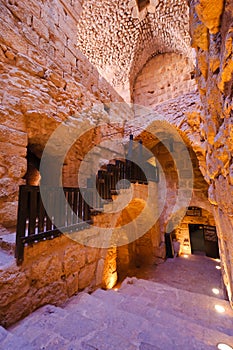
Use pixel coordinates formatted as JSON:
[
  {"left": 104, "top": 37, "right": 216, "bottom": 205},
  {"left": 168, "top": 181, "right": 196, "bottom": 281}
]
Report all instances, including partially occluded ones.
[{"left": 76, "top": 0, "right": 193, "bottom": 100}]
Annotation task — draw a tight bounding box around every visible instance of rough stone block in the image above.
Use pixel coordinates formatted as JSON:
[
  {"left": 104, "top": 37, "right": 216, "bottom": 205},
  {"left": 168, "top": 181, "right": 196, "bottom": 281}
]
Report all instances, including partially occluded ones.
[
  {"left": 16, "top": 53, "right": 45, "bottom": 77},
  {"left": 29, "top": 255, "right": 63, "bottom": 288},
  {"left": 0, "top": 269, "right": 29, "bottom": 307},
  {"left": 64, "top": 246, "right": 86, "bottom": 275},
  {"left": 32, "top": 16, "right": 49, "bottom": 41},
  {"left": 78, "top": 262, "right": 96, "bottom": 290}
]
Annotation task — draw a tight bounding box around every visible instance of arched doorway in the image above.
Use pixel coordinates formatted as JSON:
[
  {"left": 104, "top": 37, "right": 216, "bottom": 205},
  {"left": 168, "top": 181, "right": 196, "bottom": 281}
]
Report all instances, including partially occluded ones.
[{"left": 189, "top": 223, "right": 220, "bottom": 259}]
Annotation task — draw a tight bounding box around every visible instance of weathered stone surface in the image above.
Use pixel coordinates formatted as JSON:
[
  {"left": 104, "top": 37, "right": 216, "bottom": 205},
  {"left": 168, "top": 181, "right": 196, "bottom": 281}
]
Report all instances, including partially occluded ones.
[
  {"left": 195, "top": 0, "right": 224, "bottom": 34},
  {"left": 76, "top": 0, "right": 192, "bottom": 100},
  {"left": 63, "top": 246, "right": 86, "bottom": 275},
  {"left": 78, "top": 262, "right": 96, "bottom": 291},
  {"left": 191, "top": 0, "right": 233, "bottom": 305},
  {"left": 133, "top": 53, "right": 195, "bottom": 107},
  {"left": 0, "top": 0, "right": 124, "bottom": 226},
  {"left": 0, "top": 268, "right": 30, "bottom": 307},
  {"left": 29, "top": 255, "right": 63, "bottom": 288}
]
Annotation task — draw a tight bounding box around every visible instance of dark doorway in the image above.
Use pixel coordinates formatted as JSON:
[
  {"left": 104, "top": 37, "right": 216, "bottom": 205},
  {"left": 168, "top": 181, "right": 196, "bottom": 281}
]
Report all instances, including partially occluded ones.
[
  {"left": 189, "top": 224, "right": 205, "bottom": 254},
  {"left": 189, "top": 224, "right": 220, "bottom": 259}
]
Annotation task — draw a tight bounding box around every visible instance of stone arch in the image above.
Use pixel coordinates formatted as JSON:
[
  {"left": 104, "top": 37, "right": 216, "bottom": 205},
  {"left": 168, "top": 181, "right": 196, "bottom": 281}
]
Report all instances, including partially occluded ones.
[
  {"left": 75, "top": 0, "right": 192, "bottom": 100},
  {"left": 132, "top": 52, "right": 195, "bottom": 107}
]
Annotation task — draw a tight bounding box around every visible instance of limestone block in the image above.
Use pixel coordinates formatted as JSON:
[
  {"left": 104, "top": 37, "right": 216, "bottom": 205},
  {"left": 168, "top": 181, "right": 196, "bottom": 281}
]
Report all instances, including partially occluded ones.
[
  {"left": 29, "top": 255, "right": 63, "bottom": 288},
  {"left": 44, "top": 70, "right": 66, "bottom": 89},
  {"left": 64, "top": 48, "right": 77, "bottom": 67},
  {"left": 66, "top": 272, "right": 79, "bottom": 297},
  {"left": 0, "top": 269, "right": 29, "bottom": 307},
  {"left": 0, "top": 143, "right": 26, "bottom": 159},
  {"left": 78, "top": 262, "right": 96, "bottom": 290},
  {"left": 28, "top": 280, "right": 67, "bottom": 309},
  {"left": 8, "top": 156, "right": 27, "bottom": 179},
  {"left": 16, "top": 53, "right": 45, "bottom": 77},
  {"left": 197, "top": 51, "right": 208, "bottom": 79},
  {"left": 0, "top": 19, "right": 28, "bottom": 55},
  {"left": 195, "top": 0, "right": 224, "bottom": 34},
  {"left": 63, "top": 246, "right": 86, "bottom": 275},
  {"left": 0, "top": 201, "right": 18, "bottom": 227},
  {"left": 40, "top": 1, "right": 60, "bottom": 27},
  {"left": 20, "top": 25, "right": 40, "bottom": 47},
  {"left": 0, "top": 178, "right": 19, "bottom": 197},
  {"left": 0, "top": 125, "right": 27, "bottom": 147},
  {"left": 7, "top": 0, "right": 41, "bottom": 20},
  {"left": 0, "top": 108, "right": 26, "bottom": 132},
  {"left": 95, "top": 258, "right": 105, "bottom": 286},
  {"left": 59, "top": 4, "right": 78, "bottom": 31},
  {"left": 32, "top": 16, "right": 49, "bottom": 41},
  {"left": 86, "top": 247, "right": 100, "bottom": 264},
  {"left": 218, "top": 57, "right": 233, "bottom": 93}
]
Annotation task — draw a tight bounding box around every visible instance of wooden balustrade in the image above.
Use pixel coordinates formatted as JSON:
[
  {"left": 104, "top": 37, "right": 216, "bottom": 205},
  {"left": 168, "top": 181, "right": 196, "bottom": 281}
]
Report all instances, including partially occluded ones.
[{"left": 15, "top": 158, "right": 159, "bottom": 264}]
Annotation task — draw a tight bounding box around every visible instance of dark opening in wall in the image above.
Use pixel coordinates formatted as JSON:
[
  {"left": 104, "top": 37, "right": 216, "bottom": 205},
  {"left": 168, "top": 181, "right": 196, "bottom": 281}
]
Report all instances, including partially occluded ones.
[
  {"left": 23, "top": 147, "right": 41, "bottom": 185},
  {"left": 136, "top": 0, "right": 150, "bottom": 12}
]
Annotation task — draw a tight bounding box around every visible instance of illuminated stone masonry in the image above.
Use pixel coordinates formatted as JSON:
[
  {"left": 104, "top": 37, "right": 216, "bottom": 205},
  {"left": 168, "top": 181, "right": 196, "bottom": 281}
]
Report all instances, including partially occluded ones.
[{"left": 76, "top": 0, "right": 193, "bottom": 100}]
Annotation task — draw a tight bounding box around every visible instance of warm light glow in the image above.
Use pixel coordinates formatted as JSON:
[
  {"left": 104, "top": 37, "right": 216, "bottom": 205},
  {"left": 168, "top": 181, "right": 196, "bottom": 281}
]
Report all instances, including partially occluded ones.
[
  {"left": 212, "top": 288, "right": 220, "bottom": 295},
  {"left": 215, "top": 305, "right": 225, "bottom": 313},
  {"left": 183, "top": 254, "right": 189, "bottom": 258},
  {"left": 215, "top": 259, "right": 221, "bottom": 263},
  {"left": 216, "top": 266, "right": 221, "bottom": 270},
  {"left": 217, "top": 343, "right": 233, "bottom": 350},
  {"left": 114, "top": 288, "right": 118, "bottom": 291}
]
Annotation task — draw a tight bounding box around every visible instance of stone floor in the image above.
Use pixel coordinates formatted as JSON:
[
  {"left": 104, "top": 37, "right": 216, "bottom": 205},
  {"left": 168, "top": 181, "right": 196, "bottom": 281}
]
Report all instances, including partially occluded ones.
[
  {"left": 125, "top": 254, "right": 225, "bottom": 299},
  {"left": 0, "top": 254, "right": 233, "bottom": 349}
]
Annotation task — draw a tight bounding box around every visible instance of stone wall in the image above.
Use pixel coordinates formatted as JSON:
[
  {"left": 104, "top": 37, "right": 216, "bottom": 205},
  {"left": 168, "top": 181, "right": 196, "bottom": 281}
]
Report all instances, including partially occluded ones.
[
  {"left": 92, "top": 182, "right": 163, "bottom": 282},
  {"left": 133, "top": 53, "right": 196, "bottom": 107},
  {"left": 0, "top": 228, "right": 106, "bottom": 327},
  {"left": 75, "top": 0, "right": 192, "bottom": 100},
  {"left": 0, "top": 0, "right": 124, "bottom": 228},
  {"left": 152, "top": 138, "right": 212, "bottom": 238},
  {"left": 0, "top": 182, "right": 164, "bottom": 326},
  {"left": 189, "top": 0, "right": 233, "bottom": 306}
]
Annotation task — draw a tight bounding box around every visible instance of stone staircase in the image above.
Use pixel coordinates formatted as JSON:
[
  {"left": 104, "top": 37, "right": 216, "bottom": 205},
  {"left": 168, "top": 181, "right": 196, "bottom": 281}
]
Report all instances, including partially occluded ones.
[
  {"left": 0, "top": 229, "right": 15, "bottom": 270},
  {"left": 0, "top": 275, "right": 233, "bottom": 350}
]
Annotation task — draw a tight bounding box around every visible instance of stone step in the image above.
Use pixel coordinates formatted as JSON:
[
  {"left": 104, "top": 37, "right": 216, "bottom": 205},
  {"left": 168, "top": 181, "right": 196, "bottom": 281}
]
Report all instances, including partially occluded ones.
[
  {"left": 5, "top": 279, "right": 233, "bottom": 350},
  {"left": 0, "top": 248, "right": 15, "bottom": 271},
  {"left": 118, "top": 277, "right": 233, "bottom": 337},
  {"left": 9, "top": 291, "right": 225, "bottom": 350},
  {"left": 9, "top": 297, "right": 147, "bottom": 350},
  {"left": 0, "top": 232, "right": 16, "bottom": 254},
  {"left": 0, "top": 325, "right": 33, "bottom": 350},
  {"left": 88, "top": 288, "right": 233, "bottom": 349}
]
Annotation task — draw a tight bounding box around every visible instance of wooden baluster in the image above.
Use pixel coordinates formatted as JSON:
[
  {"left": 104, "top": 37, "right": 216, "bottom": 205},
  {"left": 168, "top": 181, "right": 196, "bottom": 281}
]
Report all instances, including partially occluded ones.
[
  {"left": 28, "top": 187, "right": 38, "bottom": 236},
  {"left": 15, "top": 186, "right": 29, "bottom": 263},
  {"left": 73, "top": 189, "right": 78, "bottom": 224},
  {"left": 78, "top": 189, "right": 83, "bottom": 222},
  {"left": 38, "top": 191, "right": 46, "bottom": 232},
  {"left": 45, "top": 190, "right": 52, "bottom": 230},
  {"left": 138, "top": 140, "right": 143, "bottom": 183},
  {"left": 60, "top": 188, "right": 66, "bottom": 227},
  {"left": 67, "top": 189, "right": 73, "bottom": 226},
  {"left": 83, "top": 189, "right": 90, "bottom": 221}
]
